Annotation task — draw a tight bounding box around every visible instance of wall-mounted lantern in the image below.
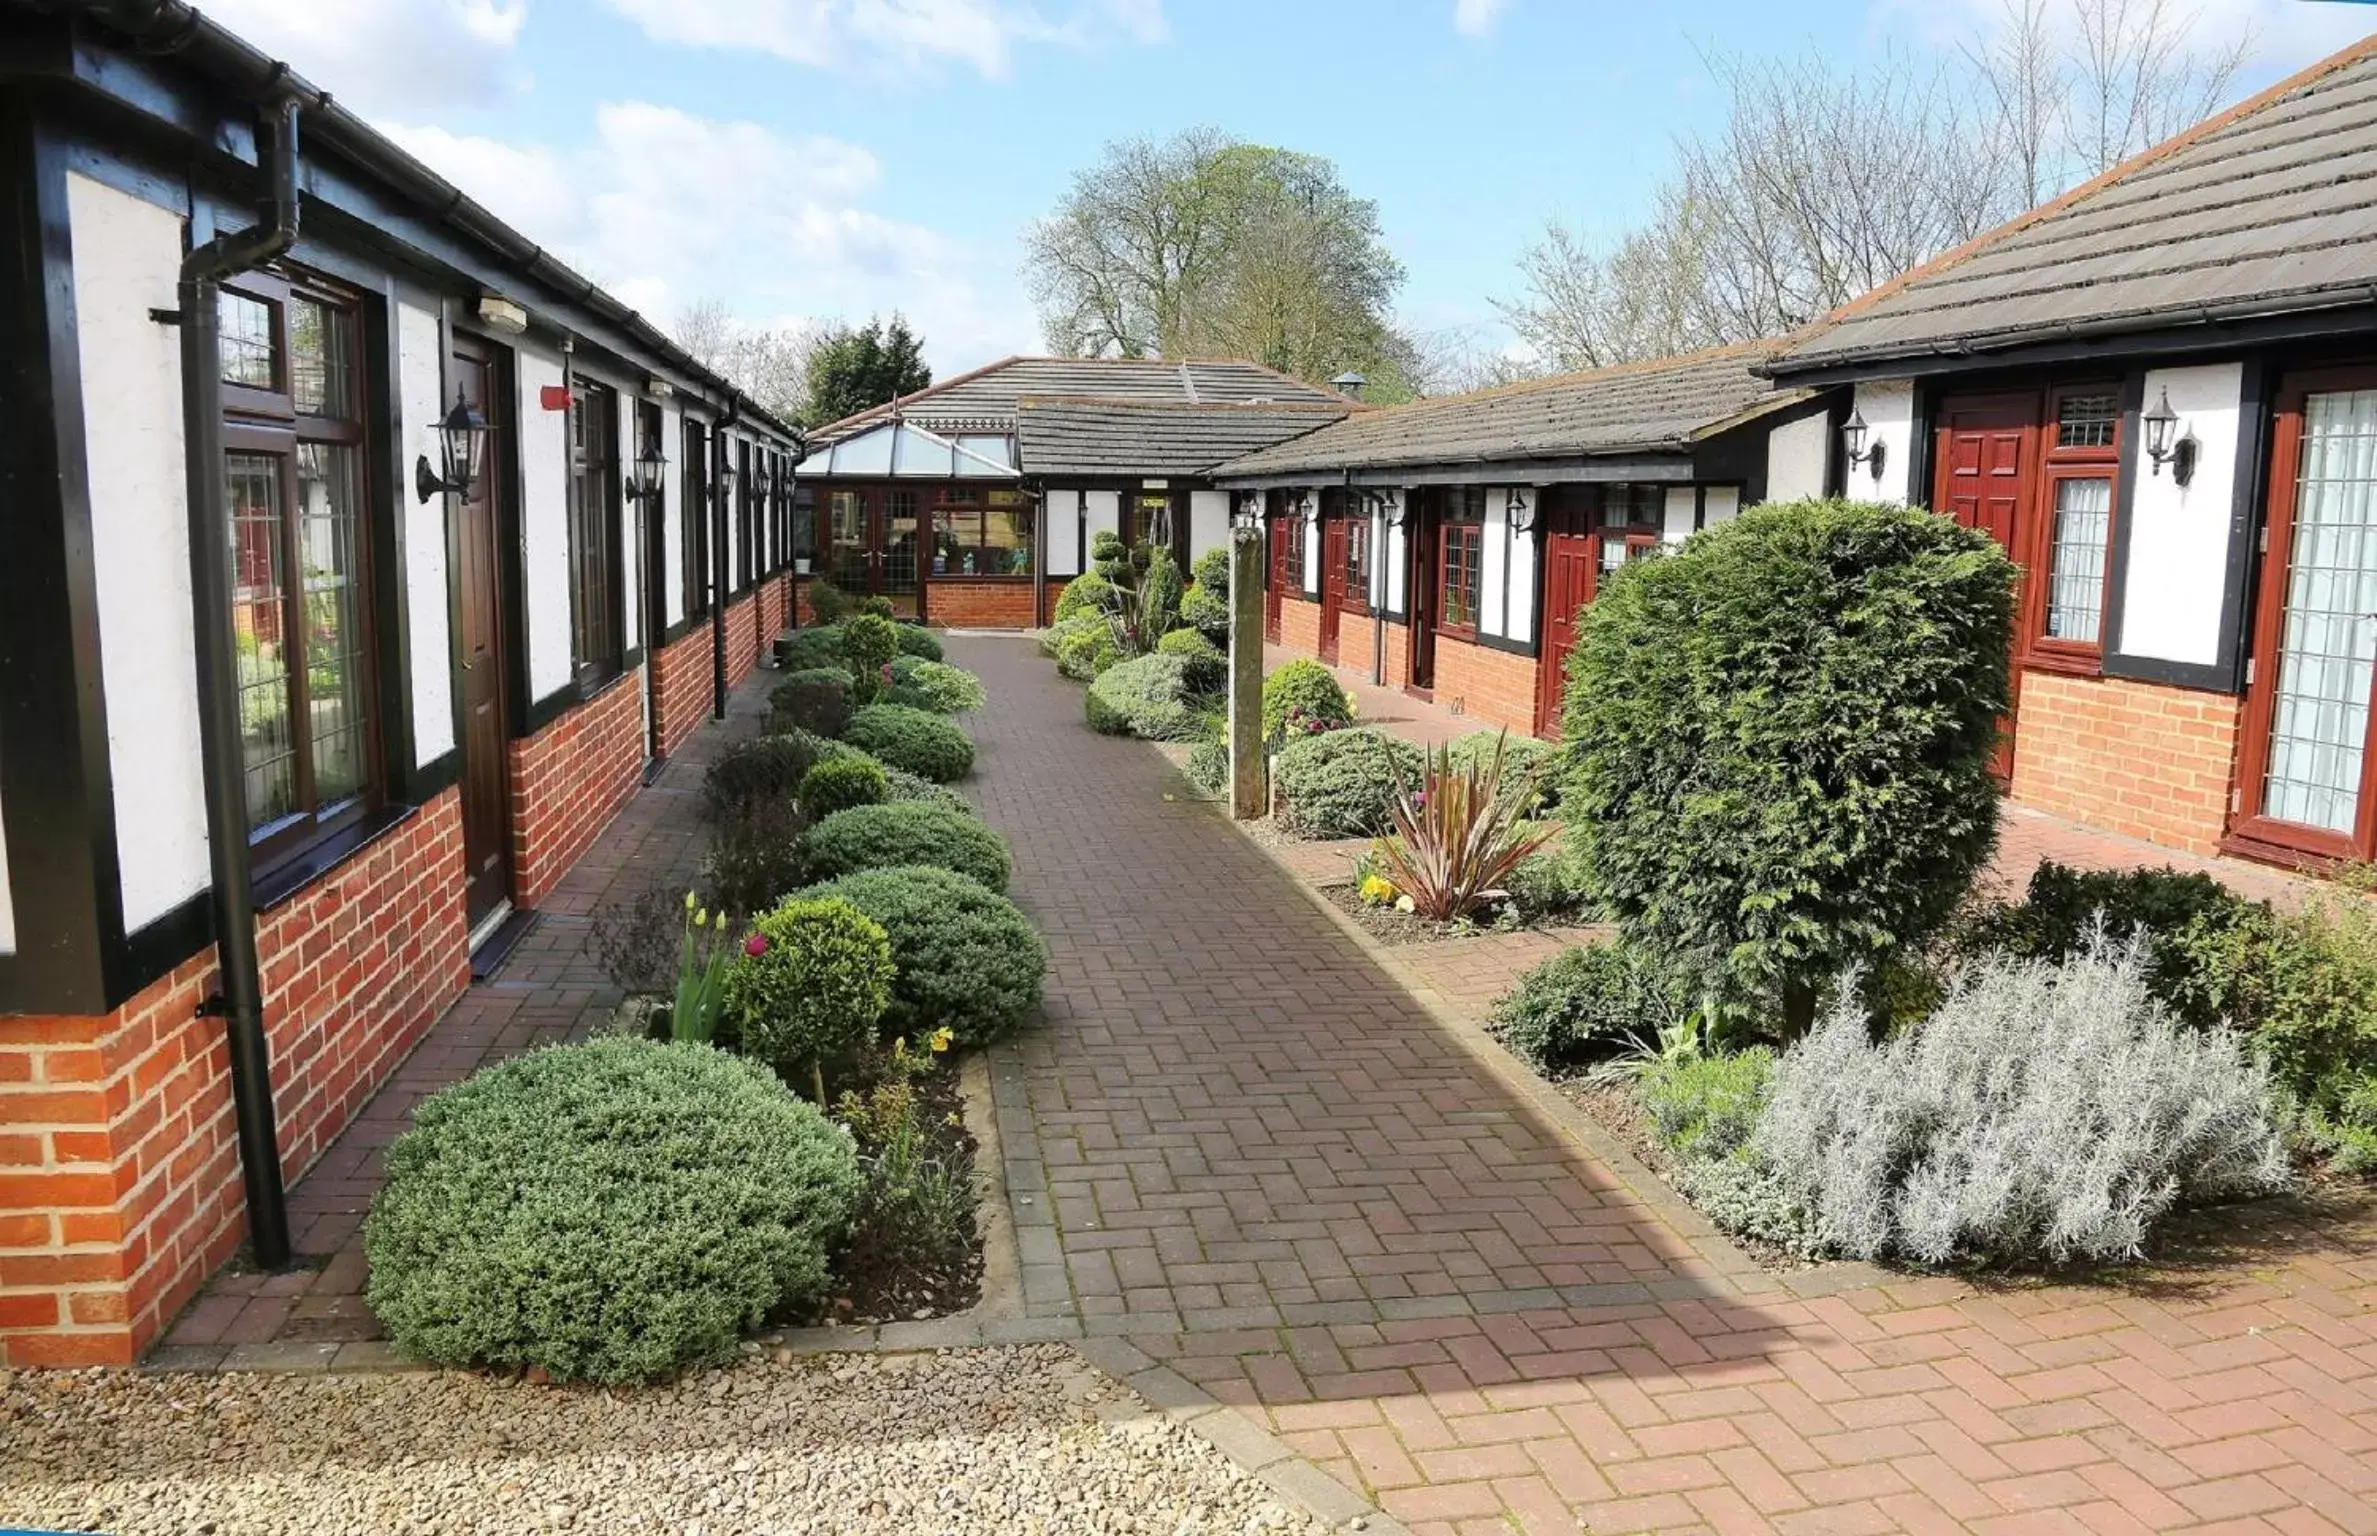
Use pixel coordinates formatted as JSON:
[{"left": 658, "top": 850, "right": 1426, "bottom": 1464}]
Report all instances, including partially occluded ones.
[
  {"left": 1842, "top": 406, "right": 1886, "bottom": 483},
  {"left": 1505, "top": 487, "right": 1537, "bottom": 534},
  {"left": 716, "top": 451, "right": 738, "bottom": 500},
  {"left": 1295, "top": 490, "right": 1317, "bottom": 530},
  {"left": 2142, "top": 387, "right": 2198, "bottom": 486},
  {"left": 1383, "top": 490, "right": 1408, "bottom": 529},
  {"left": 625, "top": 438, "right": 668, "bottom": 504},
  {"left": 414, "top": 388, "right": 490, "bottom": 504},
  {"left": 1230, "top": 491, "right": 1264, "bottom": 542}
]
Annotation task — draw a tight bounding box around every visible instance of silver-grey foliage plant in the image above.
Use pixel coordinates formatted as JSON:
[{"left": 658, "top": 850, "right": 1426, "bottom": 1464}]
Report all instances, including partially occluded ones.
[{"left": 1753, "top": 931, "right": 2288, "bottom": 1266}]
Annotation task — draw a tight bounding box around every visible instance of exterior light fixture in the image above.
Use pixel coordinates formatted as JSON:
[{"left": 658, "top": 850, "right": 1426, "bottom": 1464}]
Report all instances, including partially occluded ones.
[
  {"left": 1505, "top": 487, "right": 1537, "bottom": 534},
  {"left": 1842, "top": 405, "right": 1886, "bottom": 482},
  {"left": 1383, "top": 490, "right": 1408, "bottom": 529},
  {"left": 717, "top": 452, "right": 738, "bottom": 498},
  {"left": 626, "top": 437, "right": 668, "bottom": 504},
  {"left": 1296, "top": 490, "right": 1317, "bottom": 530},
  {"left": 414, "top": 387, "right": 490, "bottom": 504},
  {"left": 1230, "top": 491, "right": 1263, "bottom": 541},
  {"left": 2142, "top": 386, "right": 2197, "bottom": 485}
]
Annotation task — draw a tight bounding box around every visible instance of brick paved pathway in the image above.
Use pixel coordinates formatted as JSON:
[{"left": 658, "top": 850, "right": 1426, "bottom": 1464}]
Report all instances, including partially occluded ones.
[{"left": 955, "top": 634, "right": 2377, "bottom": 1536}]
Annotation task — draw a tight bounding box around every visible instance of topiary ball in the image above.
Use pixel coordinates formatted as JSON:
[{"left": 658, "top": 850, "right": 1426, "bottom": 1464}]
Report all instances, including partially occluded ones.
[
  {"left": 896, "top": 659, "right": 986, "bottom": 714},
  {"left": 775, "top": 626, "right": 845, "bottom": 672},
  {"left": 1053, "top": 571, "right": 1115, "bottom": 623},
  {"left": 843, "top": 703, "right": 974, "bottom": 782},
  {"left": 1154, "top": 628, "right": 1225, "bottom": 695},
  {"left": 770, "top": 672, "right": 851, "bottom": 739},
  {"left": 894, "top": 624, "right": 943, "bottom": 662},
  {"left": 1086, "top": 654, "right": 1201, "bottom": 740},
  {"left": 882, "top": 766, "right": 978, "bottom": 818},
  {"left": 1262, "top": 659, "right": 1353, "bottom": 743},
  {"left": 724, "top": 897, "right": 895, "bottom": 1076},
  {"left": 798, "top": 865, "right": 1045, "bottom": 1047},
  {"left": 364, "top": 1038, "right": 859, "bottom": 1384},
  {"left": 1275, "top": 727, "right": 1423, "bottom": 838},
  {"left": 798, "top": 754, "right": 888, "bottom": 819},
  {"left": 800, "top": 801, "right": 1012, "bottom": 892}
]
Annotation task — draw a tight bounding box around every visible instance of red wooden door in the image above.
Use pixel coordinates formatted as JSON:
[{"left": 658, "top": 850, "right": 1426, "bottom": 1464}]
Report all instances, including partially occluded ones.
[
  {"left": 1266, "top": 513, "right": 1286, "bottom": 642},
  {"left": 1320, "top": 511, "right": 1346, "bottom": 665},
  {"left": 1537, "top": 509, "right": 1596, "bottom": 736},
  {"left": 453, "top": 340, "right": 512, "bottom": 926},
  {"left": 1934, "top": 394, "right": 2042, "bottom": 778}
]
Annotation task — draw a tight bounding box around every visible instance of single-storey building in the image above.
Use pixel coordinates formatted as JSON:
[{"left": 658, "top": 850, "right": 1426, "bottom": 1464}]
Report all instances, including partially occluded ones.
[
  {"left": 794, "top": 357, "right": 1351, "bottom": 626},
  {"left": 1, "top": 0, "right": 803, "bottom": 1364}
]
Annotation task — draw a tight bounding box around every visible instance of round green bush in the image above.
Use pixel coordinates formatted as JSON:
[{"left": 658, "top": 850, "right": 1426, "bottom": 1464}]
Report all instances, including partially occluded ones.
[
  {"left": 1054, "top": 571, "right": 1116, "bottom": 623},
  {"left": 888, "top": 657, "right": 986, "bottom": 714},
  {"left": 805, "top": 581, "right": 853, "bottom": 625},
  {"left": 882, "top": 765, "right": 978, "bottom": 818},
  {"left": 1444, "top": 731, "right": 1562, "bottom": 814},
  {"left": 1262, "top": 659, "right": 1353, "bottom": 743},
  {"left": 769, "top": 671, "right": 851, "bottom": 739},
  {"left": 724, "top": 897, "right": 895, "bottom": 1076},
  {"left": 1562, "top": 498, "right": 2015, "bottom": 1027},
  {"left": 363, "top": 1038, "right": 859, "bottom": 1384},
  {"left": 1180, "top": 584, "right": 1229, "bottom": 646},
  {"left": 1054, "top": 616, "right": 1118, "bottom": 681},
  {"left": 775, "top": 626, "right": 845, "bottom": 672},
  {"left": 1155, "top": 627, "right": 1225, "bottom": 694},
  {"left": 799, "top": 865, "right": 1046, "bottom": 1047},
  {"left": 801, "top": 801, "right": 1012, "bottom": 892},
  {"left": 1086, "top": 654, "right": 1201, "bottom": 741},
  {"left": 705, "top": 733, "right": 818, "bottom": 818},
  {"left": 894, "top": 624, "right": 942, "bottom": 662},
  {"left": 798, "top": 754, "right": 887, "bottom": 819},
  {"left": 1191, "top": 545, "right": 1231, "bottom": 595},
  {"left": 1490, "top": 941, "right": 1705, "bottom": 1073},
  {"left": 843, "top": 703, "right": 974, "bottom": 782},
  {"left": 843, "top": 614, "right": 901, "bottom": 703},
  {"left": 1275, "top": 727, "right": 1422, "bottom": 838}
]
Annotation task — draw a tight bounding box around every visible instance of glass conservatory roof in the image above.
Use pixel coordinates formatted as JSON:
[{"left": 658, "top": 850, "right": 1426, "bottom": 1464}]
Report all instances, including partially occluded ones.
[{"left": 812, "top": 420, "right": 1017, "bottom": 479}]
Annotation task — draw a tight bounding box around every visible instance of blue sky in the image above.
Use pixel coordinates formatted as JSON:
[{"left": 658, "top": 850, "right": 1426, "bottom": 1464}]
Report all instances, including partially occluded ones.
[{"left": 212, "top": 0, "right": 2373, "bottom": 375}]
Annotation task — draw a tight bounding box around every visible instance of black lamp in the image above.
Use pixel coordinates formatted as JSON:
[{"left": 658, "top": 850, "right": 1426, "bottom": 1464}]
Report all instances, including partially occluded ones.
[
  {"left": 1843, "top": 405, "right": 1885, "bottom": 482},
  {"left": 2143, "top": 387, "right": 2196, "bottom": 485},
  {"left": 626, "top": 437, "right": 668, "bottom": 504},
  {"left": 1505, "top": 487, "right": 1536, "bottom": 533},
  {"left": 414, "top": 388, "right": 490, "bottom": 504}
]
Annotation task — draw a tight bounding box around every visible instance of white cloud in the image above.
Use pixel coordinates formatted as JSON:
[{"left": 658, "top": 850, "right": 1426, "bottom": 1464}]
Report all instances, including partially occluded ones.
[
  {"left": 596, "top": 0, "right": 1166, "bottom": 80},
  {"left": 195, "top": 0, "right": 528, "bottom": 113},
  {"left": 384, "top": 103, "right": 1033, "bottom": 372},
  {"left": 1453, "top": 0, "right": 1506, "bottom": 38},
  {"left": 1884, "top": 0, "right": 2370, "bottom": 85}
]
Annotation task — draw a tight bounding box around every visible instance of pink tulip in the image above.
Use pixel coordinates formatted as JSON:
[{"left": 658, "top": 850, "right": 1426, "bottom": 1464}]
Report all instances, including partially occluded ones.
[{"left": 744, "top": 933, "right": 769, "bottom": 958}]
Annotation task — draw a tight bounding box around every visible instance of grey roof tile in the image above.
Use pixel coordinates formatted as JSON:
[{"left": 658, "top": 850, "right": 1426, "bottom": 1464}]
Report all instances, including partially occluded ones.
[
  {"left": 1015, "top": 399, "right": 1352, "bottom": 477},
  {"left": 809, "top": 356, "right": 1343, "bottom": 443}
]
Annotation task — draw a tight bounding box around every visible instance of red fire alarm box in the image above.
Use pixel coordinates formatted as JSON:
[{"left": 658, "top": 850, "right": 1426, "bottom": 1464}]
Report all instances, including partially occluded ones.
[{"left": 539, "top": 384, "right": 571, "bottom": 412}]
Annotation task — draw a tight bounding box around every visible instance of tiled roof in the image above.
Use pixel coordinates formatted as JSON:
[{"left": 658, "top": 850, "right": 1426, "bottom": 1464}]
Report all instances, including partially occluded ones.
[
  {"left": 1771, "top": 37, "right": 2377, "bottom": 373},
  {"left": 1015, "top": 399, "right": 1351, "bottom": 477},
  {"left": 1213, "top": 344, "right": 1801, "bottom": 477},
  {"left": 808, "top": 357, "right": 1346, "bottom": 444}
]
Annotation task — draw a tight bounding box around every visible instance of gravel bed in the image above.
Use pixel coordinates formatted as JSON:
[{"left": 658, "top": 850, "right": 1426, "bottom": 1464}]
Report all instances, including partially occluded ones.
[{"left": 1, "top": 1345, "right": 1325, "bottom": 1536}]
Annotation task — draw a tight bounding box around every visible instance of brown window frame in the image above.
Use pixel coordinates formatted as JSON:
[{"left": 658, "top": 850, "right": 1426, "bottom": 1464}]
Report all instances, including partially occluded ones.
[
  {"left": 1281, "top": 504, "right": 1307, "bottom": 592},
  {"left": 568, "top": 377, "right": 623, "bottom": 691},
  {"left": 1342, "top": 507, "right": 1372, "bottom": 617},
  {"left": 2022, "top": 384, "right": 2123, "bottom": 675},
  {"left": 932, "top": 485, "right": 1036, "bottom": 579},
  {"left": 217, "top": 269, "right": 381, "bottom": 877},
  {"left": 1438, "top": 494, "right": 1484, "bottom": 640}
]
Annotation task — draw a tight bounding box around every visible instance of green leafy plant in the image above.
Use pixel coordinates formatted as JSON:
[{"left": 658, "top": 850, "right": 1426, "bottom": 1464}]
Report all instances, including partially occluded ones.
[
  {"left": 800, "top": 801, "right": 1013, "bottom": 892},
  {"left": 1184, "top": 733, "right": 1230, "bottom": 799},
  {"left": 1642, "top": 1045, "right": 1776, "bottom": 1165},
  {"left": 1138, "top": 548, "right": 1185, "bottom": 640},
  {"left": 806, "top": 581, "right": 852, "bottom": 625},
  {"left": 1053, "top": 570, "right": 1117, "bottom": 623},
  {"left": 1262, "top": 659, "right": 1353, "bottom": 744},
  {"left": 1274, "top": 727, "right": 1422, "bottom": 838},
  {"left": 799, "top": 865, "right": 1046, "bottom": 1047},
  {"left": 769, "top": 672, "right": 851, "bottom": 739},
  {"left": 364, "top": 1038, "right": 860, "bottom": 1384},
  {"left": 670, "top": 892, "right": 736, "bottom": 1044},
  {"left": 843, "top": 703, "right": 974, "bottom": 782},
  {"left": 843, "top": 613, "right": 902, "bottom": 705},
  {"left": 1154, "top": 627, "right": 1226, "bottom": 694},
  {"left": 1376, "top": 733, "right": 1556, "bottom": 922},
  {"left": 704, "top": 733, "right": 818, "bottom": 819},
  {"left": 725, "top": 896, "right": 895, "bottom": 1100},
  {"left": 1491, "top": 940, "right": 1707, "bottom": 1074},
  {"left": 857, "top": 595, "right": 896, "bottom": 619},
  {"left": 1951, "top": 860, "right": 2249, "bottom": 1026},
  {"left": 894, "top": 624, "right": 943, "bottom": 662},
  {"left": 882, "top": 766, "right": 978, "bottom": 817},
  {"left": 1444, "top": 731, "right": 1562, "bottom": 815},
  {"left": 798, "top": 754, "right": 888, "bottom": 819},
  {"left": 889, "top": 658, "right": 987, "bottom": 714},
  {"left": 776, "top": 626, "right": 846, "bottom": 672},
  {"left": 1562, "top": 498, "right": 2016, "bottom": 1034},
  {"left": 1086, "top": 654, "right": 1203, "bottom": 740},
  {"left": 1090, "top": 529, "right": 1130, "bottom": 582},
  {"left": 834, "top": 1033, "right": 974, "bottom": 1309},
  {"left": 1182, "top": 545, "right": 1232, "bottom": 647},
  {"left": 1052, "top": 616, "right": 1119, "bottom": 680},
  {"left": 704, "top": 796, "right": 810, "bottom": 922}
]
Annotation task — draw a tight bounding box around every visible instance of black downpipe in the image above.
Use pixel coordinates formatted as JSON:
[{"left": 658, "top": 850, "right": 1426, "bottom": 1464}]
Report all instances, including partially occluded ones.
[
  {"left": 712, "top": 405, "right": 738, "bottom": 720},
  {"left": 178, "top": 93, "right": 304, "bottom": 1271}
]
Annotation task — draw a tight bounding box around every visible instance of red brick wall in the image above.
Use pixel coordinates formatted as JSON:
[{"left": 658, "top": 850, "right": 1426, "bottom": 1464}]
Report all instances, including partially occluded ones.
[
  {"left": 0, "top": 792, "right": 468, "bottom": 1367},
  {"left": 508, "top": 671, "right": 645, "bottom": 908},
  {"left": 793, "top": 576, "right": 820, "bottom": 627},
  {"left": 2010, "top": 670, "right": 2242, "bottom": 856},
  {"left": 721, "top": 592, "right": 761, "bottom": 693},
  {"left": 1433, "top": 634, "right": 1545, "bottom": 739},
  {"left": 1331, "top": 612, "right": 1412, "bottom": 689},
  {"left": 931, "top": 580, "right": 1036, "bottom": 629},
  {"left": 1279, "top": 595, "right": 1322, "bottom": 656},
  {"left": 651, "top": 622, "right": 716, "bottom": 760},
  {"left": 757, "top": 575, "right": 789, "bottom": 649}
]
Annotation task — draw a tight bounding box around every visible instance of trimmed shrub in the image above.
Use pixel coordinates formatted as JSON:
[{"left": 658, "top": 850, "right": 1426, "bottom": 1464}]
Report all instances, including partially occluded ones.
[
  {"left": 1262, "top": 658, "right": 1353, "bottom": 744},
  {"left": 798, "top": 754, "right": 887, "bottom": 819},
  {"left": 1090, "top": 529, "right": 1129, "bottom": 582},
  {"left": 801, "top": 801, "right": 1012, "bottom": 892},
  {"left": 2175, "top": 898, "right": 2377, "bottom": 1111},
  {"left": 1054, "top": 570, "right": 1116, "bottom": 623},
  {"left": 1562, "top": 499, "right": 2016, "bottom": 1031},
  {"left": 1191, "top": 545, "right": 1231, "bottom": 595},
  {"left": 1275, "top": 727, "right": 1421, "bottom": 838},
  {"left": 769, "top": 672, "right": 850, "bottom": 740},
  {"left": 775, "top": 626, "right": 845, "bottom": 672},
  {"left": 895, "top": 624, "right": 942, "bottom": 661},
  {"left": 843, "top": 703, "right": 974, "bottom": 782},
  {"left": 1155, "top": 627, "right": 1225, "bottom": 694},
  {"left": 799, "top": 866, "right": 1045, "bottom": 1046},
  {"left": 1054, "top": 616, "right": 1118, "bottom": 681},
  {"left": 705, "top": 734, "right": 817, "bottom": 818},
  {"left": 1445, "top": 732, "right": 1562, "bottom": 815},
  {"left": 1185, "top": 735, "right": 1230, "bottom": 798},
  {"left": 806, "top": 581, "right": 853, "bottom": 625},
  {"left": 1953, "top": 860, "right": 2249, "bottom": 1027},
  {"left": 1752, "top": 936, "right": 2287, "bottom": 1265},
  {"left": 843, "top": 613, "right": 901, "bottom": 704},
  {"left": 364, "top": 1038, "right": 860, "bottom": 1383},
  {"left": 704, "top": 796, "right": 809, "bottom": 920},
  {"left": 1490, "top": 941, "right": 1702, "bottom": 1074},
  {"left": 1180, "top": 584, "right": 1229, "bottom": 646},
  {"left": 896, "top": 658, "right": 986, "bottom": 714},
  {"left": 857, "top": 595, "right": 896, "bottom": 619},
  {"left": 882, "top": 766, "right": 978, "bottom": 818},
  {"left": 724, "top": 897, "right": 895, "bottom": 1081},
  {"left": 1086, "top": 654, "right": 1202, "bottom": 741},
  {"left": 1506, "top": 839, "right": 1592, "bottom": 921},
  {"left": 1141, "top": 549, "right": 1185, "bottom": 639}
]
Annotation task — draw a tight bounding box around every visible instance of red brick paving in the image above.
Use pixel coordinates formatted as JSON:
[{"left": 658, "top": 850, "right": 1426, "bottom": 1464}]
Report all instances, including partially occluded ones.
[{"left": 956, "top": 635, "right": 2377, "bottom": 1536}]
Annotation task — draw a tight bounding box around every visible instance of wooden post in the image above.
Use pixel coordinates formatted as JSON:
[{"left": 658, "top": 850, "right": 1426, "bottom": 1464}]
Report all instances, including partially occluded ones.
[{"left": 1229, "top": 519, "right": 1267, "bottom": 820}]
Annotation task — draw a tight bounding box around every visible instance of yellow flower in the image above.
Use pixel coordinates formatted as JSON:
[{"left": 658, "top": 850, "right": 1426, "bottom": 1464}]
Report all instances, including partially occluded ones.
[
  {"left": 929, "top": 1027, "right": 954, "bottom": 1053},
  {"left": 1358, "top": 874, "right": 1396, "bottom": 906},
  {"left": 945, "top": 1112, "right": 962, "bottom": 1126}
]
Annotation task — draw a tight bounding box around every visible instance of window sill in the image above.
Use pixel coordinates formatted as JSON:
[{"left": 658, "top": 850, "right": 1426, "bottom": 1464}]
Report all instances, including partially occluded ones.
[
  {"left": 1437, "top": 623, "right": 1480, "bottom": 644},
  {"left": 2020, "top": 649, "right": 2102, "bottom": 681},
  {"left": 930, "top": 572, "right": 1036, "bottom": 582},
  {"left": 254, "top": 803, "right": 416, "bottom": 912}
]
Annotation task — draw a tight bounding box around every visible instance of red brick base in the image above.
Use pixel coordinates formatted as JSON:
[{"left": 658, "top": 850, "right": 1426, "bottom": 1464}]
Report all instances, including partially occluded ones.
[
  {"left": 1279, "top": 595, "right": 1322, "bottom": 656},
  {"left": 930, "top": 579, "right": 1037, "bottom": 628},
  {"left": 2010, "top": 669, "right": 2242, "bottom": 856},
  {"left": 507, "top": 673, "right": 645, "bottom": 908},
  {"left": 0, "top": 792, "right": 468, "bottom": 1366},
  {"left": 651, "top": 623, "right": 717, "bottom": 759},
  {"left": 1428, "top": 634, "right": 1543, "bottom": 738}
]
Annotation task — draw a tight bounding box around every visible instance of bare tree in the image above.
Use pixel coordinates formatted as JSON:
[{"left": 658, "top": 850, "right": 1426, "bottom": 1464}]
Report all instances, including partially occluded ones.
[
  {"left": 1966, "top": 0, "right": 2070, "bottom": 208},
  {"left": 670, "top": 298, "right": 821, "bottom": 426},
  {"left": 2068, "top": 0, "right": 2251, "bottom": 175}
]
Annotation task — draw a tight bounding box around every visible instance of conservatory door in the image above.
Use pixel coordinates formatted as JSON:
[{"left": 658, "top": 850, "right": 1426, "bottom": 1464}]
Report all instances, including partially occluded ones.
[{"left": 2233, "top": 372, "right": 2377, "bottom": 864}]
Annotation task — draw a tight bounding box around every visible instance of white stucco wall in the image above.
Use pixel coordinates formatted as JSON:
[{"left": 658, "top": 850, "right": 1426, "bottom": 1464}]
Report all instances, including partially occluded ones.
[
  {"left": 1662, "top": 486, "right": 1698, "bottom": 545},
  {"left": 1189, "top": 489, "right": 1229, "bottom": 567},
  {"left": 71, "top": 172, "right": 210, "bottom": 934},
  {"left": 1299, "top": 498, "right": 1321, "bottom": 597},
  {"left": 1382, "top": 491, "right": 1407, "bottom": 613},
  {"left": 1703, "top": 485, "right": 1741, "bottom": 527},
  {"left": 1849, "top": 380, "right": 1914, "bottom": 505},
  {"left": 1765, "top": 410, "right": 1831, "bottom": 502},
  {"left": 2116, "top": 362, "right": 2246, "bottom": 668},
  {"left": 517, "top": 347, "right": 573, "bottom": 700},
  {"left": 614, "top": 389, "right": 640, "bottom": 653},
  {"left": 1480, "top": 491, "right": 1510, "bottom": 638},
  {"left": 660, "top": 402, "right": 686, "bottom": 627},
  {"left": 1044, "top": 488, "right": 1082, "bottom": 576},
  {"left": 396, "top": 301, "right": 454, "bottom": 768}
]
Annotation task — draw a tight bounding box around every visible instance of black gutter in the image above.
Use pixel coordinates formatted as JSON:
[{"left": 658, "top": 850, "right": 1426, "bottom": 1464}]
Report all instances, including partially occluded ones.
[{"left": 176, "top": 87, "right": 307, "bottom": 1272}]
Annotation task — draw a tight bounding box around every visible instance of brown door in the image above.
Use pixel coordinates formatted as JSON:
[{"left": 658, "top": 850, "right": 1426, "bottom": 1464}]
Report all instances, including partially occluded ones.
[
  {"left": 1934, "top": 393, "right": 2042, "bottom": 778},
  {"left": 453, "top": 340, "right": 512, "bottom": 927},
  {"left": 1319, "top": 503, "right": 1346, "bottom": 665},
  {"left": 2230, "top": 368, "right": 2377, "bottom": 865},
  {"left": 1266, "top": 511, "right": 1286, "bottom": 642},
  {"left": 1407, "top": 492, "right": 1438, "bottom": 694},
  {"left": 1537, "top": 500, "right": 1596, "bottom": 735}
]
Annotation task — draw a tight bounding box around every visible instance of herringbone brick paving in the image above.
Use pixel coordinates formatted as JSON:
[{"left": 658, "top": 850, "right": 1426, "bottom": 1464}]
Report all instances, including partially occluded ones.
[{"left": 952, "top": 634, "right": 2377, "bottom": 1536}]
